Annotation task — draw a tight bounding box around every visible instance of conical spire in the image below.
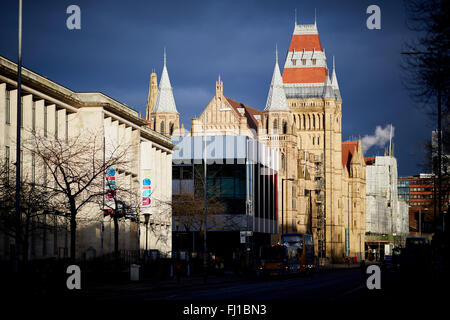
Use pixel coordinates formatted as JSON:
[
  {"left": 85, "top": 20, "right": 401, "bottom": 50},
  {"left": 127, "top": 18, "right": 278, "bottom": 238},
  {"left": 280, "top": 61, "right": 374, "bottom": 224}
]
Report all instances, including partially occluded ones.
[
  {"left": 265, "top": 46, "right": 289, "bottom": 111},
  {"left": 153, "top": 49, "right": 178, "bottom": 113},
  {"left": 331, "top": 56, "right": 342, "bottom": 100},
  {"left": 331, "top": 56, "right": 339, "bottom": 90},
  {"left": 323, "top": 71, "right": 334, "bottom": 98}
]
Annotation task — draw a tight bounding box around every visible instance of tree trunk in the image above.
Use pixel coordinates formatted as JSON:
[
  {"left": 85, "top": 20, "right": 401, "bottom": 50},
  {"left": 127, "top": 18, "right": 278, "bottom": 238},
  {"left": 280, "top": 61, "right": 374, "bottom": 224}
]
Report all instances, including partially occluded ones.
[
  {"left": 69, "top": 198, "right": 77, "bottom": 261},
  {"left": 70, "top": 214, "right": 76, "bottom": 261},
  {"left": 114, "top": 213, "right": 119, "bottom": 259},
  {"left": 22, "top": 212, "right": 30, "bottom": 264}
]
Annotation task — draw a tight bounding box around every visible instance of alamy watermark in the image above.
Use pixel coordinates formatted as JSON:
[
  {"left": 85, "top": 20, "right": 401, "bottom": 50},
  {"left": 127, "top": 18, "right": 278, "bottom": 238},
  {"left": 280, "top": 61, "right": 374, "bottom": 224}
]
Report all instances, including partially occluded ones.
[
  {"left": 66, "top": 5, "right": 81, "bottom": 30},
  {"left": 66, "top": 265, "right": 81, "bottom": 290},
  {"left": 366, "top": 5, "right": 381, "bottom": 30},
  {"left": 366, "top": 264, "right": 381, "bottom": 289}
]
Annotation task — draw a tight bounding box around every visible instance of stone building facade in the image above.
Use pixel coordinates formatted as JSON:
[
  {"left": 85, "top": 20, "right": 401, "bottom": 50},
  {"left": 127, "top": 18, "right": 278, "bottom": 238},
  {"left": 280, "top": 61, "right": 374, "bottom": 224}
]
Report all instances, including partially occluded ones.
[
  {"left": 0, "top": 56, "right": 174, "bottom": 260},
  {"left": 148, "top": 22, "right": 366, "bottom": 262}
]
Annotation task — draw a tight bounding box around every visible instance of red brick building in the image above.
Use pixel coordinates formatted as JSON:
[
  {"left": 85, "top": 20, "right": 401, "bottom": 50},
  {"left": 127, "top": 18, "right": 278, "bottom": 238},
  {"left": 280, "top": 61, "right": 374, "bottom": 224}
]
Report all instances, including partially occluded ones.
[{"left": 398, "top": 174, "right": 448, "bottom": 233}]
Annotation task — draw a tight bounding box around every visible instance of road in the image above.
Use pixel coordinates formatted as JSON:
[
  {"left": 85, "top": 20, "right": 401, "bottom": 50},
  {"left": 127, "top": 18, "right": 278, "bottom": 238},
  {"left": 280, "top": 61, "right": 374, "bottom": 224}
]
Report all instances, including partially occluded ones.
[{"left": 73, "top": 267, "right": 376, "bottom": 301}]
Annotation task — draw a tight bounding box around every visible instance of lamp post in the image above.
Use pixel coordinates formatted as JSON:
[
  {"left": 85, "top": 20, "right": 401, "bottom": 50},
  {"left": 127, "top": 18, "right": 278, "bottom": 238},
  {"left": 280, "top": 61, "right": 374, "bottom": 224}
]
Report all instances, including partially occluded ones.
[
  {"left": 282, "top": 178, "right": 294, "bottom": 235},
  {"left": 14, "top": 0, "right": 23, "bottom": 273},
  {"left": 144, "top": 213, "right": 151, "bottom": 262}
]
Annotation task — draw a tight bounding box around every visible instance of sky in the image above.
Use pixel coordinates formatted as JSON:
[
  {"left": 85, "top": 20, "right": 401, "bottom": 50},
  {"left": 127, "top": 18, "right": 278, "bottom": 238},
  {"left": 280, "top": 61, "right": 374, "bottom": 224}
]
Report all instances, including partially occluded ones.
[{"left": 0, "top": 0, "right": 435, "bottom": 176}]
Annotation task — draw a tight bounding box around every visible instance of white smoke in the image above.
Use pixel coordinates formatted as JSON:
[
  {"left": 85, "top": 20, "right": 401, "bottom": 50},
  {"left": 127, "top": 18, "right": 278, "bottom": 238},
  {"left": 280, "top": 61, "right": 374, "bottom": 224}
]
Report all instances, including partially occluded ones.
[{"left": 361, "top": 124, "right": 395, "bottom": 154}]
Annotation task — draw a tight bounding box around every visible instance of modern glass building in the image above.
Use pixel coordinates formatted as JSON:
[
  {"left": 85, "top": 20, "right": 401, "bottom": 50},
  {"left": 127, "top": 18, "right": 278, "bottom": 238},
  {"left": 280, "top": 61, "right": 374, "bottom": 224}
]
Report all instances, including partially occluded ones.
[{"left": 171, "top": 135, "right": 279, "bottom": 266}]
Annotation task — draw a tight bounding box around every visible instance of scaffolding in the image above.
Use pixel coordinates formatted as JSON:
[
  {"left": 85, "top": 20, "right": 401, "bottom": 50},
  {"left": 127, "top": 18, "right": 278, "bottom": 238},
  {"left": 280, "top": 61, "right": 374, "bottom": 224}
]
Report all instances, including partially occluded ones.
[
  {"left": 366, "top": 156, "right": 409, "bottom": 242},
  {"left": 312, "top": 154, "right": 326, "bottom": 264}
]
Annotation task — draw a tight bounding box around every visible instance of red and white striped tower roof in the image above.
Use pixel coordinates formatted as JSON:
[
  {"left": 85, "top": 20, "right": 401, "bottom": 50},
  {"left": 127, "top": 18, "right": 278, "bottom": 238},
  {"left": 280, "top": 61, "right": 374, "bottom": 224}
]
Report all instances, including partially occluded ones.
[
  {"left": 281, "top": 21, "right": 341, "bottom": 100},
  {"left": 282, "top": 22, "right": 327, "bottom": 84}
]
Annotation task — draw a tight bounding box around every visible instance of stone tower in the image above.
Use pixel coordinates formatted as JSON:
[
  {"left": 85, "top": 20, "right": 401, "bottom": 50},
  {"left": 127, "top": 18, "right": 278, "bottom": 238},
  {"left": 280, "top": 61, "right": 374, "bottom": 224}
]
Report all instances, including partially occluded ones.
[
  {"left": 151, "top": 50, "right": 180, "bottom": 136},
  {"left": 281, "top": 21, "right": 351, "bottom": 261},
  {"left": 262, "top": 47, "right": 298, "bottom": 239},
  {"left": 146, "top": 71, "right": 158, "bottom": 123}
]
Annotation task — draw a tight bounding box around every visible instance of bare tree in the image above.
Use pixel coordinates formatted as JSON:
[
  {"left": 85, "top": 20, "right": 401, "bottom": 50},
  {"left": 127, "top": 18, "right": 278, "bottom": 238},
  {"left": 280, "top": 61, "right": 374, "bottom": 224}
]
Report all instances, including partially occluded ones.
[
  {"left": 402, "top": 0, "right": 449, "bottom": 112},
  {"left": 402, "top": 0, "right": 450, "bottom": 230},
  {"left": 0, "top": 158, "right": 63, "bottom": 263},
  {"left": 27, "top": 130, "right": 128, "bottom": 261},
  {"left": 103, "top": 172, "right": 140, "bottom": 259}
]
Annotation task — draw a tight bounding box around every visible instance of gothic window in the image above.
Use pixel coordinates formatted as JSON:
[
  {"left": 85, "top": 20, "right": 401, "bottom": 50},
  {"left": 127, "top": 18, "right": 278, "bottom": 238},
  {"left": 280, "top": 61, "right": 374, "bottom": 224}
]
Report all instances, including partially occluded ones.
[
  {"left": 169, "top": 122, "right": 174, "bottom": 135},
  {"left": 302, "top": 114, "right": 306, "bottom": 129},
  {"left": 312, "top": 136, "right": 315, "bottom": 145},
  {"left": 281, "top": 153, "right": 285, "bottom": 170},
  {"left": 282, "top": 121, "right": 287, "bottom": 134},
  {"left": 317, "top": 136, "right": 320, "bottom": 146},
  {"left": 313, "top": 115, "right": 316, "bottom": 129},
  {"left": 160, "top": 121, "right": 165, "bottom": 135},
  {"left": 273, "top": 119, "right": 278, "bottom": 133},
  {"left": 265, "top": 117, "right": 269, "bottom": 132}
]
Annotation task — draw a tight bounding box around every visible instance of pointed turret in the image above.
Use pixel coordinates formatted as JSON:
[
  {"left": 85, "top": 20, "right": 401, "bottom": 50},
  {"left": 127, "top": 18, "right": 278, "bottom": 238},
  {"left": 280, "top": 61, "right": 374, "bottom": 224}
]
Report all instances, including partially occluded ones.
[
  {"left": 264, "top": 46, "right": 289, "bottom": 111},
  {"left": 331, "top": 56, "right": 342, "bottom": 101},
  {"left": 151, "top": 49, "right": 180, "bottom": 137},
  {"left": 323, "top": 72, "right": 334, "bottom": 98},
  {"left": 153, "top": 49, "right": 178, "bottom": 113},
  {"left": 146, "top": 71, "right": 158, "bottom": 120}
]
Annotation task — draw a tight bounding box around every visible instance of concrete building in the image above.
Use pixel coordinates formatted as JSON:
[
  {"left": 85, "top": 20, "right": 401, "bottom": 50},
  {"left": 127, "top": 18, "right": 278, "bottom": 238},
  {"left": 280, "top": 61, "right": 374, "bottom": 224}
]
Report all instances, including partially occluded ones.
[
  {"left": 365, "top": 155, "right": 409, "bottom": 260},
  {"left": 149, "top": 21, "right": 367, "bottom": 262},
  {"left": 0, "top": 55, "right": 174, "bottom": 260}
]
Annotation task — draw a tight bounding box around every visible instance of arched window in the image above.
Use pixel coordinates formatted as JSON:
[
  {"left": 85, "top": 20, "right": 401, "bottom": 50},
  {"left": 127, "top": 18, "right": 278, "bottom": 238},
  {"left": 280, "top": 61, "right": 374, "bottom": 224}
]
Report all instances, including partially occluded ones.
[
  {"left": 282, "top": 121, "right": 287, "bottom": 134},
  {"left": 273, "top": 119, "right": 278, "bottom": 133},
  {"left": 313, "top": 115, "right": 316, "bottom": 129},
  {"left": 169, "top": 122, "right": 174, "bottom": 135},
  {"left": 266, "top": 117, "right": 269, "bottom": 131},
  {"left": 302, "top": 114, "right": 306, "bottom": 129},
  {"left": 281, "top": 153, "right": 285, "bottom": 170},
  {"left": 312, "top": 136, "right": 315, "bottom": 145},
  {"left": 160, "top": 121, "right": 165, "bottom": 135}
]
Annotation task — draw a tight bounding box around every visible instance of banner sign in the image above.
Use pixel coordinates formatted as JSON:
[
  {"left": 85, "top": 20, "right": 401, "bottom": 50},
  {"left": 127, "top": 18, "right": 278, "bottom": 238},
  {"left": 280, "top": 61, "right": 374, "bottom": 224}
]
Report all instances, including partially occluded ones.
[
  {"left": 105, "top": 167, "right": 116, "bottom": 198},
  {"left": 105, "top": 167, "right": 116, "bottom": 209},
  {"left": 142, "top": 169, "right": 152, "bottom": 208}
]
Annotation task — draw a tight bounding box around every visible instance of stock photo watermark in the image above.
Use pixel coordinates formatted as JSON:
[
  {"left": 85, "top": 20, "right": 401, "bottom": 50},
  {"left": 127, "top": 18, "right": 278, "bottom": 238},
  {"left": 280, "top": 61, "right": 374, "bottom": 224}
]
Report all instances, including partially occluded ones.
[
  {"left": 366, "top": 5, "right": 381, "bottom": 30},
  {"left": 66, "top": 265, "right": 81, "bottom": 290},
  {"left": 366, "top": 265, "right": 381, "bottom": 290},
  {"left": 66, "top": 5, "right": 81, "bottom": 30}
]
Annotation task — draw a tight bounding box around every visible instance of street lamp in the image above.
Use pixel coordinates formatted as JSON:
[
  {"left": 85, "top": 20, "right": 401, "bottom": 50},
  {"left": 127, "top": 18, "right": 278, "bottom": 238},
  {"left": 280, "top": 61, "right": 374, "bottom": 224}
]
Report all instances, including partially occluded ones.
[
  {"left": 144, "top": 213, "right": 151, "bottom": 262},
  {"left": 282, "top": 178, "right": 294, "bottom": 235}
]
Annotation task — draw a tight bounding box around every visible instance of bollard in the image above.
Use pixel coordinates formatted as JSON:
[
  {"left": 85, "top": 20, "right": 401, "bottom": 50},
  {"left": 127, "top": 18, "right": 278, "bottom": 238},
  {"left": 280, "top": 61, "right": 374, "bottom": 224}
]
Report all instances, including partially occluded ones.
[{"left": 130, "top": 264, "right": 140, "bottom": 281}]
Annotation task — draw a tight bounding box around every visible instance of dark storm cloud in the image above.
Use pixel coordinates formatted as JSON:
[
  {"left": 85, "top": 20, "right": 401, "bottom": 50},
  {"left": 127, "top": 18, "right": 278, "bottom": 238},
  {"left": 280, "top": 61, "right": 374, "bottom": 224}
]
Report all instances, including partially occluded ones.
[{"left": 0, "top": 0, "right": 431, "bottom": 175}]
